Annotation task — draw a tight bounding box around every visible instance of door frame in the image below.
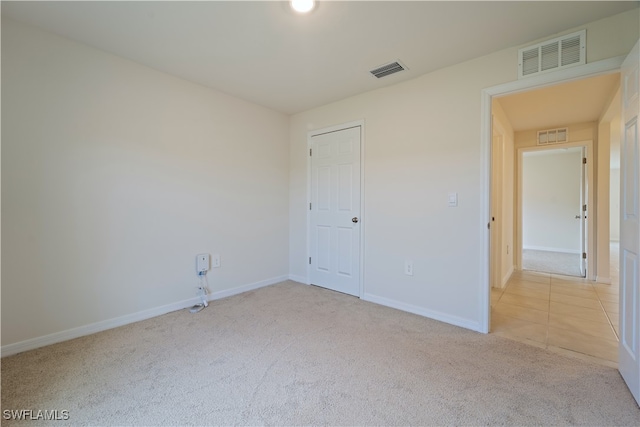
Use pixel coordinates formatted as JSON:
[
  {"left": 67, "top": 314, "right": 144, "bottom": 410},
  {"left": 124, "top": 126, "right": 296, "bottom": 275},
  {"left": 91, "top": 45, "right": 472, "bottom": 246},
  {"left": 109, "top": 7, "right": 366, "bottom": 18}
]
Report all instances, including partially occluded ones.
[
  {"left": 580, "top": 146, "right": 588, "bottom": 278},
  {"left": 480, "top": 55, "right": 626, "bottom": 333},
  {"left": 306, "top": 119, "right": 366, "bottom": 297},
  {"left": 516, "top": 142, "right": 594, "bottom": 278}
]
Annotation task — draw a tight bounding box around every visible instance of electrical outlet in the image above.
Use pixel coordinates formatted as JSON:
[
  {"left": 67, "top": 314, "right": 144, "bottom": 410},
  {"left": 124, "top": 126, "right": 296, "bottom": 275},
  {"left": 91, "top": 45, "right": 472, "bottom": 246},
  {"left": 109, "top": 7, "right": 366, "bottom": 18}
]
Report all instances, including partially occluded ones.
[
  {"left": 448, "top": 192, "right": 458, "bottom": 207},
  {"left": 212, "top": 254, "right": 221, "bottom": 268},
  {"left": 405, "top": 260, "right": 413, "bottom": 276}
]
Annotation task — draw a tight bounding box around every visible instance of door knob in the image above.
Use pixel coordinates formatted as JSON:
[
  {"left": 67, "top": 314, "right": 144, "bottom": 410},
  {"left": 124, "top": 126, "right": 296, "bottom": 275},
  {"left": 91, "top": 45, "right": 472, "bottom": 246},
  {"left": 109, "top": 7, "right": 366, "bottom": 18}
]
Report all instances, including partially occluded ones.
[{"left": 352, "top": 217, "right": 359, "bottom": 223}]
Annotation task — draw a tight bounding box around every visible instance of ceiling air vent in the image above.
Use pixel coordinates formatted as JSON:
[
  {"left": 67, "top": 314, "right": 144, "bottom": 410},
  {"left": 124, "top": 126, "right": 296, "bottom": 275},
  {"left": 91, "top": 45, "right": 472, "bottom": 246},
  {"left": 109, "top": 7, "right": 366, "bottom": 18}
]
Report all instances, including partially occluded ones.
[
  {"left": 537, "top": 128, "right": 569, "bottom": 145},
  {"left": 518, "top": 30, "right": 585, "bottom": 79},
  {"left": 370, "top": 61, "right": 406, "bottom": 78}
]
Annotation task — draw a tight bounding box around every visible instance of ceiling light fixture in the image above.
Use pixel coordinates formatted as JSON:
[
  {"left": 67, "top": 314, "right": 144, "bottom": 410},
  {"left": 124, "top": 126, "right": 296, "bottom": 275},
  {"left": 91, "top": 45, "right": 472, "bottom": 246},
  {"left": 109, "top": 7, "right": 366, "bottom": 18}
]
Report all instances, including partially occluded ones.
[{"left": 290, "top": 0, "right": 315, "bottom": 14}]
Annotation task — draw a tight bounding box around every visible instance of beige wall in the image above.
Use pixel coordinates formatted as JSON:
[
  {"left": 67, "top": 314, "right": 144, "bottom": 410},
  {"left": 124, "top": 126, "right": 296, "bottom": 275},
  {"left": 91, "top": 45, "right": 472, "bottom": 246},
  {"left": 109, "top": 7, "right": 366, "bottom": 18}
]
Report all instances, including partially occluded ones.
[
  {"left": 514, "top": 122, "right": 598, "bottom": 150},
  {"left": 491, "top": 100, "right": 515, "bottom": 287},
  {"left": 289, "top": 10, "right": 638, "bottom": 330},
  {"left": 600, "top": 88, "right": 623, "bottom": 281},
  {"left": 2, "top": 19, "right": 290, "bottom": 347},
  {"left": 597, "top": 120, "right": 612, "bottom": 280}
]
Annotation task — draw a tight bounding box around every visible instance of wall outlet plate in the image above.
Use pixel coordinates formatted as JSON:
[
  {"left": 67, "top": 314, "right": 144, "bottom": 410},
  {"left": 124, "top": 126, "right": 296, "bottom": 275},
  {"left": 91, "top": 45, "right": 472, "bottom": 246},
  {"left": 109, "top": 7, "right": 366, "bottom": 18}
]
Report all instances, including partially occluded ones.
[
  {"left": 405, "top": 260, "right": 413, "bottom": 276},
  {"left": 448, "top": 192, "right": 458, "bottom": 207},
  {"left": 212, "top": 254, "right": 221, "bottom": 268},
  {"left": 196, "top": 254, "right": 210, "bottom": 272}
]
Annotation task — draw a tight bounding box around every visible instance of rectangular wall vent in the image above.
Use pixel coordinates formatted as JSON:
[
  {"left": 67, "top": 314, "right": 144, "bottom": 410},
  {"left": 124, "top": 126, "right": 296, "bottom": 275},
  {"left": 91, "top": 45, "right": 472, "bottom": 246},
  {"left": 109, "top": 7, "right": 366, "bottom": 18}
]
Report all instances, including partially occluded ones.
[
  {"left": 518, "top": 30, "right": 585, "bottom": 79},
  {"left": 537, "top": 127, "right": 569, "bottom": 145},
  {"left": 370, "top": 61, "right": 406, "bottom": 78}
]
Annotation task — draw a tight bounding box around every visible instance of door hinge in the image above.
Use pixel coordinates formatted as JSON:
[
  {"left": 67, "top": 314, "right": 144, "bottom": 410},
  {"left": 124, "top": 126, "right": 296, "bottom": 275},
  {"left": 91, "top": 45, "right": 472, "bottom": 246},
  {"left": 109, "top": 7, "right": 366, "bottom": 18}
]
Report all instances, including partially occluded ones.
[
  {"left": 583, "top": 252, "right": 587, "bottom": 259},
  {"left": 309, "top": 257, "right": 311, "bottom": 264},
  {"left": 310, "top": 148, "right": 312, "bottom": 156},
  {"left": 583, "top": 204, "right": 587, "bottom": 212},
  {"left": 583, "top": 157, "right": 587, "bottom": 164},
  {"left": 309, "top": 202, "right": 312, "bottom": 210},
  {"left": 487, "top": 222, "right": 491, "bottom": 229}
]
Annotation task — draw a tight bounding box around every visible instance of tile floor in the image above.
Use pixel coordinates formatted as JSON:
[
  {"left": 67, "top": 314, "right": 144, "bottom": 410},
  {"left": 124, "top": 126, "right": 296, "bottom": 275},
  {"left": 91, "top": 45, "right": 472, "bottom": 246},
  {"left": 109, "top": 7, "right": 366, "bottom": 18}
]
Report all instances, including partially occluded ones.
[{"left": 491, "top": 244, "right": 620, "bottom": 368}]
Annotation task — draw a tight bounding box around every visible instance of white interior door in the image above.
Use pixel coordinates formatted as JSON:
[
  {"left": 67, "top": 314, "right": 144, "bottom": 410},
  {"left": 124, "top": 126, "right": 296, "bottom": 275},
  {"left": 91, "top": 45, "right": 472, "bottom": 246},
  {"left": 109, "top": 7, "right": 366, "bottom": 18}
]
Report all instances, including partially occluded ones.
[
  {"left": 310, "top": 126, "right": 361, "bottom": 297},
  {"left": 579, "top": 147, "right": 587, "bottom": 277},
  {"left": 619, "top": 39, "right": 640, "bottom": 405}
]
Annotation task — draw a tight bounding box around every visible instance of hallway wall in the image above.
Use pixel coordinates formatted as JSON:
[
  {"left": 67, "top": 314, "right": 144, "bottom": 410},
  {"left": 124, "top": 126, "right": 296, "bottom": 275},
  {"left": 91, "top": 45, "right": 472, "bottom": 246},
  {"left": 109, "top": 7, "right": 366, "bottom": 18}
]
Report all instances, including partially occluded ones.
[{"left": 491, "top": 100, "right": 515, "bottom": 287}]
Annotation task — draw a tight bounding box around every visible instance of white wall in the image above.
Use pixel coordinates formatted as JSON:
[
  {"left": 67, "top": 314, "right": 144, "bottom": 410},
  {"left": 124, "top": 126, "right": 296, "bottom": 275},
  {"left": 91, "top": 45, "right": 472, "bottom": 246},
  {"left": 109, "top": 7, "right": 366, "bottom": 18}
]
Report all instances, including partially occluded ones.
[
  {"left": 289, "top": 9, "right": 638, "bottom": 331},
  {"left": 2, "top": 19, "right": 290, "bottom": 348},
  {"left": 522, "top": 149, "right": 583, "bottom": 253}
]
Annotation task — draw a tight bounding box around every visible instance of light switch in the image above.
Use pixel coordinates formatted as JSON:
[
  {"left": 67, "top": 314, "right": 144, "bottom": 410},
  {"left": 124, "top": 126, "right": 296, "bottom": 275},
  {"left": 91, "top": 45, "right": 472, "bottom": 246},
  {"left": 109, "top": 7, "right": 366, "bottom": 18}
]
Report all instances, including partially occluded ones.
[{"left": 448, "top": 192, "right": 458, "bottom": 207}]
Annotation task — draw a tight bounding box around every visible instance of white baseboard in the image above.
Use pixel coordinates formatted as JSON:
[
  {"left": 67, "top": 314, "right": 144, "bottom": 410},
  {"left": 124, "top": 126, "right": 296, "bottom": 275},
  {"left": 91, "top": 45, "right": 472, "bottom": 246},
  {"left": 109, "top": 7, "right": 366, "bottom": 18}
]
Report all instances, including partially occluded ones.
[
  {"left": 207, "top": 275, "right": 288, "bottom": 301},
  {"left": 596, "top": 276, "right": 611, "bottom": 284},
  {"left": 362, "top": 293, "right": 482, "bottom": 333},
  {"left": 1, "top": 296, "right": 199, "bottom": 358},
  {"left": 288, "top": 274, "right": 308, "bottom": 284},
  {"left": 523, "top": 245, "right": 580, "bottom": 254},
  {"left": 2, "top": 275, "right": 288, "bottom": 358}
]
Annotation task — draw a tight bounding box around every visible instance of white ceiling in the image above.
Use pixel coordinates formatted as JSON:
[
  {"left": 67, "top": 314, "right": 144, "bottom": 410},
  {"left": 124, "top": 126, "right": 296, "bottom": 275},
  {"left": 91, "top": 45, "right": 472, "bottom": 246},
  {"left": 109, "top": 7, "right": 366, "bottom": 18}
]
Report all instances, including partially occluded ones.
[
  {"left": 2, "top": 1, "right": 637, "bottom": 114},
  {"left": 496, "top": 73, "right": 621, "bottom": 132},
  {"left": 496, "top": 72, "right": 622, "bottom": 168}
]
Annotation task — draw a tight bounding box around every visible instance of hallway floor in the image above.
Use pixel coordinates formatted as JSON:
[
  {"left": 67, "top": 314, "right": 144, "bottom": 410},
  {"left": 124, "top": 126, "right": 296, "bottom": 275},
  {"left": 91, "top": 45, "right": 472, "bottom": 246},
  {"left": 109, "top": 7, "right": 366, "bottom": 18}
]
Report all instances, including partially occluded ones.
[{"left": 491, "top": 267, "right": 619, "bottom": 368}]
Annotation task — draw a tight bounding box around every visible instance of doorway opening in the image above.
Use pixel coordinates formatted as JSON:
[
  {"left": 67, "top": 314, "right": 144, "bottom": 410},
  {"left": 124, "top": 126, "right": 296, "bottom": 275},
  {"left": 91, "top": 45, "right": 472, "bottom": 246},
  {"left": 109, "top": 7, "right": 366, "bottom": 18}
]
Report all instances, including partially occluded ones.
[
  {"left": 485, "top": 69, "right": 622, "bottom": 367},
  {"left": 521, "top": 146, "right": 587, "bottom": 278}
]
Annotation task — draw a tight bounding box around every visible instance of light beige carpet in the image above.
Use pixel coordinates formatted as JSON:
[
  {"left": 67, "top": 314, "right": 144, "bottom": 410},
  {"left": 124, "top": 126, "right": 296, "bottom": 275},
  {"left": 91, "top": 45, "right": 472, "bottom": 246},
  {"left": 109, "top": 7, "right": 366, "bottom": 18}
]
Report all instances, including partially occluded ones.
[{"left": 2, "top": 281, "right": 639, "bottom": 426}]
